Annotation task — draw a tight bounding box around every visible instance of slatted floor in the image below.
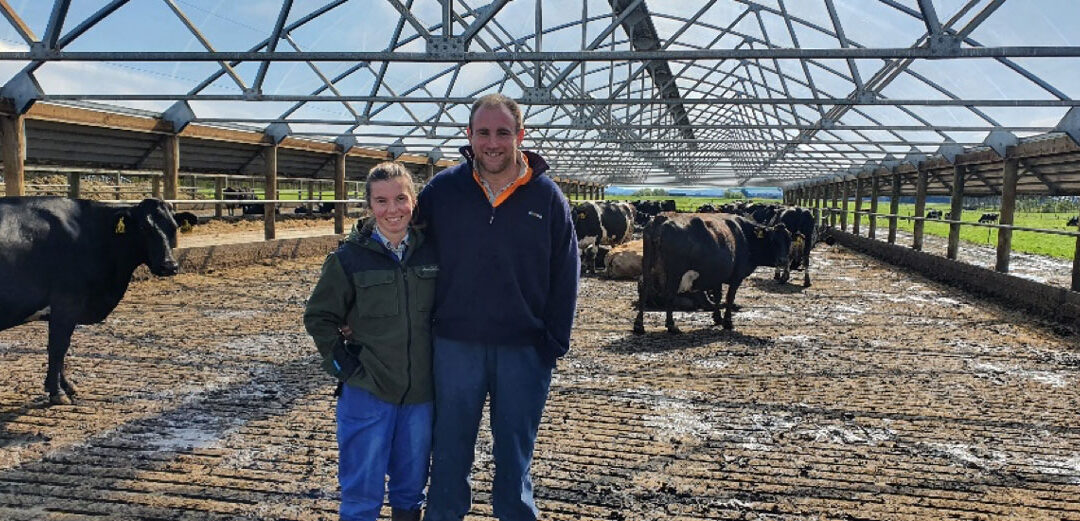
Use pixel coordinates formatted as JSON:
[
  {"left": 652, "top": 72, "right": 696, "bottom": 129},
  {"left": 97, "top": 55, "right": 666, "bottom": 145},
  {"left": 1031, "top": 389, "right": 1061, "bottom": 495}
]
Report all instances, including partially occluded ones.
[{"left": 1, "top": 242, "right": 1078, "bottom": 520}]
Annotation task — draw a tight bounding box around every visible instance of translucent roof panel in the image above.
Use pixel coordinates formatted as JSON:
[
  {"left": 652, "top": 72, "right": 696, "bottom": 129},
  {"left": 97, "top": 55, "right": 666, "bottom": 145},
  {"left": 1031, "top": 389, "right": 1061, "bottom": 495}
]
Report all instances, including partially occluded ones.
[{"left": 0, "top": 0, "right": 1077, "bottom": 187}]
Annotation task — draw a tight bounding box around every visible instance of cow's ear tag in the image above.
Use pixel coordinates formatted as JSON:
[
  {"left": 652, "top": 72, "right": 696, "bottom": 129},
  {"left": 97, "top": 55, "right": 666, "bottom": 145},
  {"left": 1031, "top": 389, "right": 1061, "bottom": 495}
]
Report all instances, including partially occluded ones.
[
  {"left": 115, "top": 216, "right": 127, "bottom": 235},
  {"left": 578, "top": 212, "right": 586, "bottom": 220},
  {"left": 755, "top": 227, "right": 765, "bottom": 239}
]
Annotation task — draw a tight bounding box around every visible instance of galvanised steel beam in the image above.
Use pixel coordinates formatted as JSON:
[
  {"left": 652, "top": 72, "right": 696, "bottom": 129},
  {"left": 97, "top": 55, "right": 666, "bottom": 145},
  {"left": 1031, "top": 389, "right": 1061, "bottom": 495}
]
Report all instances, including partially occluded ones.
[
  {"left": 6, "top": 46, "right": 1080, "bottom": 62},
  {"left": 253, "top": 0, "right": 295, "bottom": 93},
  {"left": 45, "top": 94, "right": 1080, "bottom": 107}
]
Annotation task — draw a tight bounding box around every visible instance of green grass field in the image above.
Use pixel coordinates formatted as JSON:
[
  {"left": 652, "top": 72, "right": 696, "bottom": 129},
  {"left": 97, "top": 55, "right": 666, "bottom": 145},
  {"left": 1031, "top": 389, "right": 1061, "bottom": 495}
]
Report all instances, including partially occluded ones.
[{"left": 591, "top": 195, "right": 1079, "bottom": 261}]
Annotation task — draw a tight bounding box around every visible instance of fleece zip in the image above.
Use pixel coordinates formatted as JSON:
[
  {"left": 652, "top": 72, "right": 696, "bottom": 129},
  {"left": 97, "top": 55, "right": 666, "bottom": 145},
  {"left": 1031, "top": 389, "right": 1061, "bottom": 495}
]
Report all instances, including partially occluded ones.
[{"left": 417, "top": 146, "right": 579, "bottom": 366}]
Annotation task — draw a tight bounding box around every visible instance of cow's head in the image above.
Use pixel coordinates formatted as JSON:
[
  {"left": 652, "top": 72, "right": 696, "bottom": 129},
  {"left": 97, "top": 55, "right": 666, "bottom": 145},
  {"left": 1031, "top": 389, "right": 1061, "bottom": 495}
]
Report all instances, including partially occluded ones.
[
  {"left": 754, "top": 223, "right": 791, "bottom": 271},
  {"left": 117, "top": 199, "right": 180, "bottom": 276},
  {"left": 572, "top": 202, "right": 601, "bottom": 242}
]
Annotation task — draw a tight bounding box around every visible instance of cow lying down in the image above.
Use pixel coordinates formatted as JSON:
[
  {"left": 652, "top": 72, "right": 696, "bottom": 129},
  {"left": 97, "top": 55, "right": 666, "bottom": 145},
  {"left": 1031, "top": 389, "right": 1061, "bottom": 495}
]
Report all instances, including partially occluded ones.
[
  {"left": 0, "top": 197, "right": 181, "bottom": 405},
  {"left": 634, "top": 213, "right": 791, "bottom": 334}
]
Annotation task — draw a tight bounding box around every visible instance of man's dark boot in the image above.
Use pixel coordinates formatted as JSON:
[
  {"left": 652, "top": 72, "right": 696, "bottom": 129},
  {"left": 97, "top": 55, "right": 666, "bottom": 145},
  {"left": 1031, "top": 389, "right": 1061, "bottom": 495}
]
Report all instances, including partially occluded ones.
[{"left": 391, "top": 508, "right": 421, "bottom": 521}]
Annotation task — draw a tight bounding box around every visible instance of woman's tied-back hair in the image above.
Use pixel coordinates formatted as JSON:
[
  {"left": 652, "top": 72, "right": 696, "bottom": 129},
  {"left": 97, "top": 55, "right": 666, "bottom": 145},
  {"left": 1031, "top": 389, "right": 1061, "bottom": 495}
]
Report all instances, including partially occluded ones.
[
  {"left": 364, "top": 161, "right": 417, "bottom": 207},
  {"left": 469, "top": 93, "right": 524, "bottom": 131}
]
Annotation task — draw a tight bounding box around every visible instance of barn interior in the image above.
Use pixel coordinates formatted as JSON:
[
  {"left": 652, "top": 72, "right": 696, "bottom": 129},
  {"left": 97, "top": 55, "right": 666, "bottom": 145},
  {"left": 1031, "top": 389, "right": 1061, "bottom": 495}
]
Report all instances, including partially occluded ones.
[{"left": 1, "top": 2, "right": 1079, "bottom": 520}]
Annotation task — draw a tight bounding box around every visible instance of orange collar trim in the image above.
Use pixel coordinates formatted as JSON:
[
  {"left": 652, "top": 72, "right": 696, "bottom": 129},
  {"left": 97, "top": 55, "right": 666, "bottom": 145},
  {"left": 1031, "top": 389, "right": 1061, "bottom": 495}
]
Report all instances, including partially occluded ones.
[{"left": 473, "top": 151, "right": 533, "bottom": 208}]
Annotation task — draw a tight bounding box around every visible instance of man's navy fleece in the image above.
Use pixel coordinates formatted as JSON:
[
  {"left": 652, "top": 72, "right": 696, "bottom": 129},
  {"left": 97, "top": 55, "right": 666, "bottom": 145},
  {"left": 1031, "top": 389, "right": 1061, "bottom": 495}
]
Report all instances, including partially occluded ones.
[{"left": 417, "top": 146, "right": 579, "bottom": 366}]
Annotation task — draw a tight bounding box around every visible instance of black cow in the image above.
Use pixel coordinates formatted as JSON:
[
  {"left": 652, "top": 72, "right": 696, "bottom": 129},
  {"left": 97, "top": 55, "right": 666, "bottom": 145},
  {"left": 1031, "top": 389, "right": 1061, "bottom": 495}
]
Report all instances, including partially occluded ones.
[
  {"left": 696, "top": 203, "right": 717, "bottom": 213},
  {"left": 633, "top": 213, "right": 790, "bottom": 334},
  {"left": 0, "top": 198, "right": 180, "bottom": 405},
  {"left": 1067, "top": 216, "right": 1078, "bottom": 227},
  {"left": 660, "top": 199, "right": 677, "bottom": 212},
  {"left": 174, "top": 211, "right": 199, "bottom": 232},
  {"left": 574, "top": 201, "right": 634, "bottom": 274},
  {"left": 925, "top": 209, "right": 943, "bottom": 220},
  {"left": 978, "top": 213, "right": 999, "bottom": 224},
  {"left": 223, "top": 186, "right": 255, "bottom": 216},
  {"left": 630, "top": 200, "right": 662, "bottom": 226},
  {"left": 770, "top": 207, "right": 818, "bottom": 286}
]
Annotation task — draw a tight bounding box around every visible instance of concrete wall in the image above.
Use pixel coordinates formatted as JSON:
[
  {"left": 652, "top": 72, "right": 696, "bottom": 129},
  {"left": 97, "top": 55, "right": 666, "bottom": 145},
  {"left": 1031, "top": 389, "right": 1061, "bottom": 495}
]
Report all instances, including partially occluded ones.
[{"left": 829, "top": 229, "right": 1080, "bottom": 328}]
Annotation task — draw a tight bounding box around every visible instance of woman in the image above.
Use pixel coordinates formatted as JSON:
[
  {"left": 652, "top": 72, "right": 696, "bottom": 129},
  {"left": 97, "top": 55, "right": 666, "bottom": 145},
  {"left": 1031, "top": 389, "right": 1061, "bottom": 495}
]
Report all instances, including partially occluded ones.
[{"left": 304, "top": 161, "right": 437, "bottom": 521}]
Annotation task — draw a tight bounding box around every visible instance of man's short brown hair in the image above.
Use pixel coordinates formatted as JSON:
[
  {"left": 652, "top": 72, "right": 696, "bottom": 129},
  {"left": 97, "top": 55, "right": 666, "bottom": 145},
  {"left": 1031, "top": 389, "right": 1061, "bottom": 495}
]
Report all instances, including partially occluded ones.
[{"left": 469, "top": 93, "right": 524, "bottom": 131}]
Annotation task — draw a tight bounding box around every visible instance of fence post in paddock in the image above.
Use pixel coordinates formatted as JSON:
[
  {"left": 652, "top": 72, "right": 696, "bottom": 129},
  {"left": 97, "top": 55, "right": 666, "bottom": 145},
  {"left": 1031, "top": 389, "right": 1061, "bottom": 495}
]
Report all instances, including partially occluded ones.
[
  {"left": 853, "top": 177, "right": 864, "bottom": 236},
  {"left": 868, "top": 172, "right": 880, "bottom": 239},
  {"left": 995, "top": 157, "right": 1019, "bottom": 273},
  {"left": 1073, "top": 221, "right": 1080, "bottom": 292},
  {"left": 1, "top": 114, "right": 26, "bottom": 196},
  {"left": 830, "top": 182, "right": 839, "bottom": 228},
  {"left": 913, "top": 167, "right": 928, "bottom": 251},
  {"left": 946, "top": 165, "right": 966, "bottom": 260},
  {"left": 307, "top": 180, "right": 314, "bottom": 214},
  {"left": 888, "top": 171, "right": 901, "bottom": 244},
  {"left": 840, "top": 180, "right": 850, "bottom": 232},
  {"left": 214, "top": 177, "right": 224, "bottom": 217},
  {"left": 334, "top": 151, "right": 346, "bottom": 235},
  {"left": 68, "top": 171, "right": 80, "bottom": 199},
  {"left": 264, "top": 145, "right": 278, "bottom": 240},
  {"left": 162, "top": 135, "right": 179, "bottom": 201}
]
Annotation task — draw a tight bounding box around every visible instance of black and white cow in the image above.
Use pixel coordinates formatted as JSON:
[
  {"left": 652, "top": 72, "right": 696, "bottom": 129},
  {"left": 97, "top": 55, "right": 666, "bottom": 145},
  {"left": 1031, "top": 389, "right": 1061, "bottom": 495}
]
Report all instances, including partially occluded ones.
[
  {"left": 978, "top": 213, "right": 999, "bottom": 224},
  {"left": 926, "top": 209, "right": 943, "bottom": 220},
  {"left": 0, "top": 197, "right": 180, "bottom": 405},
  {"left": 1067, "top": 216, "right": 1077, "bottom": 227},
  {"left": 633, "top": 213, "right": 791, "bottom": 334},
  {"left": 770, "top": 207, "right": 818, "bottom": 287},
  {"left": 573, "top": 201, "right": 635, "bottom": 274}
]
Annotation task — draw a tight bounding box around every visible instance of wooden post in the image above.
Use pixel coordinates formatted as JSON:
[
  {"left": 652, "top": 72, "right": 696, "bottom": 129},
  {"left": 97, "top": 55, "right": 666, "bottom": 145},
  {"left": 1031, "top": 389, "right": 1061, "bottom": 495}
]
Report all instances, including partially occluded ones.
[
  {"left": 264, "top": 146, "right": 277, "bottom": 240},
  {"left": 2, "top": 114, "right": 26, "bottom": 196},
  {"left": 114, "top": 172, "right": 122, "bottom": 200},
  {"left": 888, "top": 171, "right": 901, "bottom": 244},
  {"left": 840, "top": 180, "right": 850, "bottom": 232},
  {"left": 334, "top": 152, "right": 346, "bottom": 235},
  {"left": 68, "top": 171, "right": 81, "bottom": 199},
  {"left": 162, "top": 135, "right": 179, "bottom": 201},
  {"left": 995, "top": 157, "right": 1019, "bottom": 273},
  {"left": 868, "top": 173, "right": 880, "bottom": 239},
  {"left": 913, "top": 167, "right": 928, "bottom": 251},
  {"left": 946, "top": 165, "right": 965, "bottom": 260},
  {"left": 151, "top": 175, "right": 161, "bottom": 198},
  {"left": 215, "top": 177, "right": 224, "bottom": 217},
  {"left": 306, "top": 180, "right": 314, "bottom": 213},
  {"left": 853, "top": 178, "right": 863, "bottom": 236},
  {"left": 1073, "top": 221, "right": 1080, "bottom": 292},
  {"left": 830, "top": 182, "right": 838, "bottom": 227}
]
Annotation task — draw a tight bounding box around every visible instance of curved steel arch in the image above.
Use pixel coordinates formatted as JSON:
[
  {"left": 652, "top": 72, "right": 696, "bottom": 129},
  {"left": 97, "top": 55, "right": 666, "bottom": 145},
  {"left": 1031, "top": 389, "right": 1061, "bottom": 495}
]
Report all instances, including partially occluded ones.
[{"left": 0, "top": 0, "right": 1076, "bottom": 187}]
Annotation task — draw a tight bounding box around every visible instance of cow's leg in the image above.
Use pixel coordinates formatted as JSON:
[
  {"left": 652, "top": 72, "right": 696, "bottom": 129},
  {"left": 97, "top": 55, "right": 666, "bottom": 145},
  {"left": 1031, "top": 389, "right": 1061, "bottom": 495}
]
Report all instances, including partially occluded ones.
[
  {"left": 664, "top": 279, "right": 680, "bottom": 335},
  {"left": 712, "top": 285, "right": 725, "bottom": 326},
  {"left": 44, "top": 316, "right": 77, "bottom": 405},
  {"left": 633, "top": 277, "right": 646, "bottom": 335},
  {"left": 803, "top": 253, "right": 812, "bottom": 287},
  {"left": 722, "top": 282, "right": 742, "bottom": 330}
]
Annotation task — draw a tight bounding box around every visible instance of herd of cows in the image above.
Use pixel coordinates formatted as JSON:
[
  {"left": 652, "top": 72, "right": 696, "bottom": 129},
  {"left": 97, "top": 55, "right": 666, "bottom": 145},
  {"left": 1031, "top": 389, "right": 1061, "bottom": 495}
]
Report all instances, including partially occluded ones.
[
  {"left": 571, "top": 199, "right": 828, "bottom": 334},
  {"left": 1, "top": 192, "right": 1076, "bottom": 405}
]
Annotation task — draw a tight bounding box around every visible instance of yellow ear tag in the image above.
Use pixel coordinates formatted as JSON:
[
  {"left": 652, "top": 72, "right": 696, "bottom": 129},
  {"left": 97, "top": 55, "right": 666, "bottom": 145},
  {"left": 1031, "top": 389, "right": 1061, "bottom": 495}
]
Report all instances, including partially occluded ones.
[
  {"left": 578, "top": 212, "right": 586, "bottom": 220},
  {"left": 115, "top": 216, "right": 126, "bottom": 235},
  {"left": 180, "top": 222, "right": 193, "bottom": 233},
  {"left": 755, "top": 227, "right": 765, "bottom": 239}
]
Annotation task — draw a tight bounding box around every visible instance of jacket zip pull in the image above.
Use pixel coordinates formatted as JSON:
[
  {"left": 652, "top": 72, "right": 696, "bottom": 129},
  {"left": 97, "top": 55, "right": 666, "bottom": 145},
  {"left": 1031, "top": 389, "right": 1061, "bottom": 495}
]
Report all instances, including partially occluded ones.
[{"left": 489, "top": 207, "right": 495, "bottom": 225}]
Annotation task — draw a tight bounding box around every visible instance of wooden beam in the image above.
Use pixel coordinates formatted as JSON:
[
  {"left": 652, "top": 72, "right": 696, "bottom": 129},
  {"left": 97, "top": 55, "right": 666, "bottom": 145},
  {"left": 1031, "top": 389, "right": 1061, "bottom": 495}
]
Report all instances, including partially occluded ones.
[
  {"left": 946, "top": 165, "right": 966, "bottom": 260},
  {"left": 264, "top": 146, "right": 277, "bottom": 240},
  {"left": 995, "top": 157, "right": 1019, "bottom": 273},
  {"left": 1, "top": 114, "right": 25, "bottom": 196},
  {"left": 888, "top": 171, "right": 900, "bottom": 244},
  {"left": 162, "top": 134, "right": 179, "bottom": 200},
  {"left": 913, "top": 166, "right": 928, "bottom": 251},
  {"left": 868, "top": 173, "right": 880, "bottom": 240}
]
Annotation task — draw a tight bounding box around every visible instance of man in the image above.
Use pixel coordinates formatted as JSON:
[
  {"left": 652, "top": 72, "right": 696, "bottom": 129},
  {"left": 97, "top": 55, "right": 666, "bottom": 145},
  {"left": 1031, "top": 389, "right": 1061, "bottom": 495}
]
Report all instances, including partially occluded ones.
[{"left": 418, "top": 93, "right": 579, "bottom": 521}]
